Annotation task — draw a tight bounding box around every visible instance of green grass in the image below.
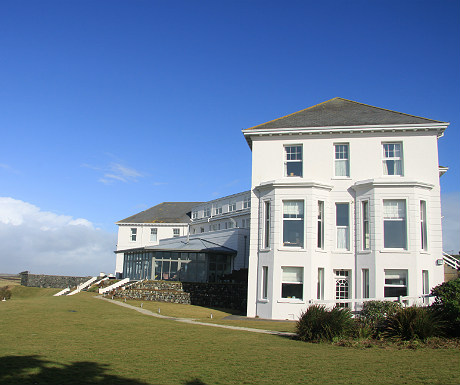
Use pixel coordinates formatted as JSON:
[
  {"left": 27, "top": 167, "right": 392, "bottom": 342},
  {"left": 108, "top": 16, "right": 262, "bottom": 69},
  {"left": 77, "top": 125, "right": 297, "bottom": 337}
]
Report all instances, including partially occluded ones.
[
  {"left": 1, "top": 287, "right": 459, "bottom": 385},
  {"left": 113, "top": 298, "right": 296, "bottom": 333}
]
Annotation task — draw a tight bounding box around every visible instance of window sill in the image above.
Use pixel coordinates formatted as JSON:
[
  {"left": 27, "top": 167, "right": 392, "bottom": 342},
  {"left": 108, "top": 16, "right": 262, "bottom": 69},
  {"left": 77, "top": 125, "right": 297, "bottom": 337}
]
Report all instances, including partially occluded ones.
[
  {"left": 331, "top": 250, "right": 353, "bottom": 254},
  {"left": 357, "top": 250, "right": 372, "bottom": 255},
  {"left": 259, "top": 248, "right": 271, "bottom": 253},
  {"left": 257, "top": 299, "right": 269, "bottom": 303},
  {"left": 277, "top": 299, "right": 305, "bottom": 304},
  {"left": 420, "top": 251, "right": 430, "bottom": 255},
  {"left": 277, "top": 247, "right": 306, "bottom": 252},
  {"left": 379, "top": 249, "right": 410, "bottom": 253},
  {"left": 315, "top": 249, "right": 328, "bottom": 253},
  {"left": 331, "top": 177, "right": 351, "bottom": 180}
]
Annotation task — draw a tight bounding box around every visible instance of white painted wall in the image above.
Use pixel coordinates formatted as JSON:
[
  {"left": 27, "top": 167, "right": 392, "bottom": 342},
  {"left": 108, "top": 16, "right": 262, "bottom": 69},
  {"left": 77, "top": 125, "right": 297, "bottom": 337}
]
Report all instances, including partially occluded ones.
[{"left": 247, "top": 128, "right": 446, "bottom": 320}]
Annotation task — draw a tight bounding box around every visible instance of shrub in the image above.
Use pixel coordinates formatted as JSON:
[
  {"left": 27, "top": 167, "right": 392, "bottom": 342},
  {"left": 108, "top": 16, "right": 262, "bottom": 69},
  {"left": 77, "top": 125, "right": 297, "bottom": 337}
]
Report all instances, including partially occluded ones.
[
  {"left": 358, "top": 300, "right": 402, "bottom": 337},
  {"left": 296, "top": 305, "right": 354, "bottom": 342},
  {"left": 381, "top": 306, "right": 444, "bottom": 341},
  {"left": 430, "top": 278, "right": 460, "bottom": 337},
  {"left": 0, "top": 286, "right": 12, "bottom": 300}
]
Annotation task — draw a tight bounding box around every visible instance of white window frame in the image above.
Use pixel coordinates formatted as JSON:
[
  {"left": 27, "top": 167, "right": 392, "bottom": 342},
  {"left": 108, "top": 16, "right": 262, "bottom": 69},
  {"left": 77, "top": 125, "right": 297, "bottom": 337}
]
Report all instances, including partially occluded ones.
[
  {"left": 334, "top": 269, "right": 351, "bottom": 307},
  {"left": 215, "top": 205, "right": 222, "bottom": 215},
  {"left": 317, "top": 201, "right": 324, "bottom": 249},
  {"left": 282, "top": 200, "right": 305, "bottom": 248},
  {"left": 420, "top": 200, "right": 428, "bottom": 251},
  {"left": 384, "top": 269, "right": 408, "bottom": 298},
  {"left": 383, "top": 142, "right": 403, "bottom": 176},
  {"left": 150, "top": 228, "right": 158, "bottom": 242},
  {"left": 243, "top": 196, "right": 251, "bottom": 209},
  {"left": 263, "top": 201, "right": 270, "bottom": 249},
  {"left": 130, "top": 228, "right": 137, "bottom": 242},
  {"left": 228, "top": 201, "right": 236, "bottom": 212},
  {"left": 281, "top": 266, "right": 303, "bottom": 300},
  {"left": 192, "top": 210, "right": 198, "bottom": 220},
  {"left": 362, "top": 200, "right": 370, "bottom": 250},
  {"left": 334, "top": 143, "right": 350, "bottom": 177},
  {"left": 422, "top": 270, "right": 429, "bottom": 305},
  {"left": 317, "top": 268, "right": 324, "bottom": 300},
  {"left": 362, "top": 269, "right": 369, "bottom": 299},
  {"left": 261, "top": 266, "right": 268, "bottom": 300},
  {"left": 284, "top": 145, "right": 303, "bottom": 177},
  {"left": 383, "top": 200, "right": 407, "bottom": 250},
  {"left": 203, "top": 207, "right": 211, "bottom": 217},
  {"left": 173, "top": 228, "right": 180, "bottom": 237},
  {"left": 335, "top": 203, "right": 350, "bottom": 251}
]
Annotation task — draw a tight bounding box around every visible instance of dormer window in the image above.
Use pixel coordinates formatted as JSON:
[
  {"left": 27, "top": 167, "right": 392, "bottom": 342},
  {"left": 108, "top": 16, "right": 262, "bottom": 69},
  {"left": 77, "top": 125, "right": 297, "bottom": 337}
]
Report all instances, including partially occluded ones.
[
  {"left": 203, "top": 207, "right": 211, "bottom": 217},
  {"left": 284, "top": 145, "right": 302, "bottom": 177}
]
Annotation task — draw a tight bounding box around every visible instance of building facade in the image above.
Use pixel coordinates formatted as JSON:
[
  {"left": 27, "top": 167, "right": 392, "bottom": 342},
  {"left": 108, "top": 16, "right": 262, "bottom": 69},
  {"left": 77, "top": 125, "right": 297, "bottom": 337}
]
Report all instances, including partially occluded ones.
[
  {"left": 115, "top": 97, "right": 449, "bottom": 320},
  {"left": 115, "top": 192, "right": 250, "bottom": 282},
  {"left": 244, "top": 97, "right": 448, "bottom": 319}
]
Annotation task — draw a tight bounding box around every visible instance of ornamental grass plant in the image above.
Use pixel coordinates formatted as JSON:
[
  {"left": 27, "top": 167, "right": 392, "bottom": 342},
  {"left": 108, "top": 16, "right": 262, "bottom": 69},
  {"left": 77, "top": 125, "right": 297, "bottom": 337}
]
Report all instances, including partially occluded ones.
[
  {"left": 296, "top": 304, "right": 354, "bottom": 342},
  {"left": 381, "top": 306, "right": 445, "bottom": 341}
]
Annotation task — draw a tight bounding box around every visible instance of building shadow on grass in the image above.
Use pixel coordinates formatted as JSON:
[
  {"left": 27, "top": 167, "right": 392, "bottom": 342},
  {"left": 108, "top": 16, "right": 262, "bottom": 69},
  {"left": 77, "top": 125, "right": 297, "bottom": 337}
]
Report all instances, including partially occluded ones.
[{"left": 0, "top": 355, "right": 152, "bottom": 385}]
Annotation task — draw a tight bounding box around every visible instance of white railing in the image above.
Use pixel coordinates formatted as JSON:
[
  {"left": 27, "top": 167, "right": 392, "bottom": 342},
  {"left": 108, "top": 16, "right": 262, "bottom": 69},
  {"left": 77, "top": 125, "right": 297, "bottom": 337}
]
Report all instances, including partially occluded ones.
[
  {"left": 68, "top": 276, "right": 98, "bottom": 296},
  {"left": 53, "top": 287, "right": 71, "bottom": 297},
  {"left": 99, "top": 278, "right": 130, "bottom": 294},
  {"left": 311, "top": 294, "right": 433, "bottom": 311},
  {"left": 443, "top": 252, "right": 460, "bottom": 270}
]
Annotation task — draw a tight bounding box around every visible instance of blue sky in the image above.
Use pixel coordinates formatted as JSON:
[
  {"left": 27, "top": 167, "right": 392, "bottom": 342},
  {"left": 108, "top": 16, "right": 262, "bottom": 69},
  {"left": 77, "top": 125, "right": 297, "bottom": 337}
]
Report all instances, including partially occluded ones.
[{"left": 1, "top": 0, "right": 459, "bottom": 274}]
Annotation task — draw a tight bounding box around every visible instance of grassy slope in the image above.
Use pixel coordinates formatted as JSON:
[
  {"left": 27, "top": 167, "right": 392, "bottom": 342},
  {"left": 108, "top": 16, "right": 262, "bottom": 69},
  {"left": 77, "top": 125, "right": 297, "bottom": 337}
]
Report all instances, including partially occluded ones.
[{"left": 0, "top": 288, "right": 459, "bottom": 385}]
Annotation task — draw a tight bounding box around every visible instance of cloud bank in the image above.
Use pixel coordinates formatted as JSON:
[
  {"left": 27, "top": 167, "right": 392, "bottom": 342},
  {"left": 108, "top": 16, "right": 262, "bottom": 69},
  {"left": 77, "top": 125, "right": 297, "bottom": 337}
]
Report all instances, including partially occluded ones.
[{"left": 0, "top": 197, "right": 116, "bottom": 276}]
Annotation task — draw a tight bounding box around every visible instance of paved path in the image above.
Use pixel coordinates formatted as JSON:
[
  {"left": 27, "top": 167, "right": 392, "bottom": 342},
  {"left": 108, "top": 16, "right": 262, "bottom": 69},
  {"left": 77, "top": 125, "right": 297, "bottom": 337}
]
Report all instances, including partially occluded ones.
[{"left": 95, "top": 296, "right": 296, "bottom": 337}]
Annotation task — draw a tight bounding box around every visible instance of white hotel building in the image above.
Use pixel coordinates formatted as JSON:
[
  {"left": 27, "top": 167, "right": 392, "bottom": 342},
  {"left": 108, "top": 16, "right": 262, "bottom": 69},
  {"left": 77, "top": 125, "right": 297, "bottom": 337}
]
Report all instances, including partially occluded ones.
[{"left": 116, "top": 98, "right": 450, "bottom": 320}]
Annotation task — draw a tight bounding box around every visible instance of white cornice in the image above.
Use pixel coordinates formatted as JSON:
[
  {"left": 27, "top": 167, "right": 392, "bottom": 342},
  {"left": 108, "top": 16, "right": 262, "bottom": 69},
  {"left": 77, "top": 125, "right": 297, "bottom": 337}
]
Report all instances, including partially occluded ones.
[
  {"left": 116, "top": 222, "right": 189, "bottom": 227},
  {"left": 352, "top": 179, "right": 434, "bottom": 190},
  {"left": 243, "top": 123, "right": 448, "bottom": 141},
  {"left": 255, "top": 180, "right": 333, "bottom": 191}
]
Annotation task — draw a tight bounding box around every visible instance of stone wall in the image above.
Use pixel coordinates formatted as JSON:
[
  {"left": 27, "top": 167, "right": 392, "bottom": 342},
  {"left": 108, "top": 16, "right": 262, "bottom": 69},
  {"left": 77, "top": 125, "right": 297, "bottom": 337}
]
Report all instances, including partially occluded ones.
[
  {"left": 20, "top": 271, "right": 91, "bottom": 288},
  {"left": 110, "top": 280, "right": 247, "bottom": 312}
]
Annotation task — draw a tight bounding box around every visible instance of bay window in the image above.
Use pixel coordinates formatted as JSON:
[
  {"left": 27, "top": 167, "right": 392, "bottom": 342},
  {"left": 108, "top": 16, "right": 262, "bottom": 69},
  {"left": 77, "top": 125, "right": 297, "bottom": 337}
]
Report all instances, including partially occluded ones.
[
  {"left": 283, "top": 201, "right": 304, "bottom": 247},
  {"left": 383, "top": 200, "right": 406, "bottom": 249},
  {"left": 281, "top": 267, "right": 303, "bottom": 299}
]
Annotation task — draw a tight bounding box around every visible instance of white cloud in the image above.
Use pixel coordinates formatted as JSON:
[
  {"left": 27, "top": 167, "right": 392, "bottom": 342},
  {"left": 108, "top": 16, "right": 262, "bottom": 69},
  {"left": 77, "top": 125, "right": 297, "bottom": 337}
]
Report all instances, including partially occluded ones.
[
  {"left": 0, "top": 197, "right": 116, "bottom": 276},
  {"left": 83, "top": 162, "right": 143, "bottom": 184},
  {"left": 442, "top": 192, "right": 460, "bottom": 255}
]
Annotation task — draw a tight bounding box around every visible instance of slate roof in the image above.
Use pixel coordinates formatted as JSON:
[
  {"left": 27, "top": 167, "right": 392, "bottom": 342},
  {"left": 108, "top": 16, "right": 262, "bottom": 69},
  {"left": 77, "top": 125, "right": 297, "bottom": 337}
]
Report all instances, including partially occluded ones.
[
  {"left": 145, "top": 238, "right": 236, "bottom": 254},
  {"left": 245, "top": 98, "right": 446, "bottom": 130},
  {"left": 117, "top": 202, "right": 203, "bottom": 224}
]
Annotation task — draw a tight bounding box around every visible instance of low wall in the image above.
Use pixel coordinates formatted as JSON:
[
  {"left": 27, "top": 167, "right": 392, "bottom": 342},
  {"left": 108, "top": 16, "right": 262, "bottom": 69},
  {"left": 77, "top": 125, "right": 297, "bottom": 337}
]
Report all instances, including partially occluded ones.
[
  {"left": 111, "top": 280, "right": 247, "bottom": 312},
  {"left": 20, "top": 271, "right": 91, "bottom": 288}
]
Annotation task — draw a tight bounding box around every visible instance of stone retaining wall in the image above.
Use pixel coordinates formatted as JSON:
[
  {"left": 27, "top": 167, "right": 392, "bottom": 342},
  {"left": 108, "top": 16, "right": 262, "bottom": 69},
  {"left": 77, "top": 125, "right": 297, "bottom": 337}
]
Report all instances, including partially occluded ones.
[
  {"left": 20, "top": 271, "right": 91, "bottom": 288},
  {"left": 110, "top": 280, "right": 247, "bottom": 311}
]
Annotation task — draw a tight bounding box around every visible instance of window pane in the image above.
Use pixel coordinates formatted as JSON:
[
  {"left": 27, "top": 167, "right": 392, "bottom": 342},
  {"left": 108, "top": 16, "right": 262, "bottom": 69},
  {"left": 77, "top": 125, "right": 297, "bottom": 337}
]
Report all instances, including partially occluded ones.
[
  {"left": 286, "top": 161, "right": 302, "bottom": 177},
  {"left": 282, "top": 267, "right": 303, "bottom": 282},
  {"left": 283, "top": 220, "right": 304, "bottom": 247},
  {"left": 282, "top": 283, "right": 303, "bottom": 299},
  {"left": 336, "top": 204, "right": 349, "bottom": 226}
]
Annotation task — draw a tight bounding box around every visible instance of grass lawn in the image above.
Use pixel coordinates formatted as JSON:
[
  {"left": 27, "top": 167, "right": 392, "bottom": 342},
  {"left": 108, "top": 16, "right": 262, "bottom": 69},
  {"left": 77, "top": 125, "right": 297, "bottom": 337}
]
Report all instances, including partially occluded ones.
[
  {"left": 113, "top": 298, "right": 296, "bottom": 333},
  {"left": 1, "top": 287, "right": 459, "bottom": 385}
]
